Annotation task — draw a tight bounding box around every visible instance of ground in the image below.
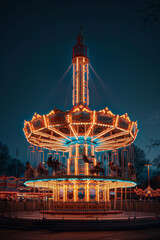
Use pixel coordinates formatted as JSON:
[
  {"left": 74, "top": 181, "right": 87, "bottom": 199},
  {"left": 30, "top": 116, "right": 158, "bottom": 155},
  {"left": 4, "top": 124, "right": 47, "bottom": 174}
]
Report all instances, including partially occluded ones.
[{"left": 0, "top": 228, "right": 160, "bottom": 240}]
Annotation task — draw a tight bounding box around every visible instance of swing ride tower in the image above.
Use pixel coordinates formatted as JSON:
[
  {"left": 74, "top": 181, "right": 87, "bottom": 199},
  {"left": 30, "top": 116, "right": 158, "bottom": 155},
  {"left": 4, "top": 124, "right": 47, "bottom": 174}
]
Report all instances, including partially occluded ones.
[{"left": 23, "top": 32, "right": 138, "bottom": 206}]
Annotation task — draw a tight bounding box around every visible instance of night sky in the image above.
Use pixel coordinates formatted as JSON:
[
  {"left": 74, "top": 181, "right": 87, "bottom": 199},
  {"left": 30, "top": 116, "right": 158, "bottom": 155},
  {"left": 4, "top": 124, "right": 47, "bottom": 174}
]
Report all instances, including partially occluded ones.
[{"left": 1, "top": 0, "right": 160, "bottom": 164}]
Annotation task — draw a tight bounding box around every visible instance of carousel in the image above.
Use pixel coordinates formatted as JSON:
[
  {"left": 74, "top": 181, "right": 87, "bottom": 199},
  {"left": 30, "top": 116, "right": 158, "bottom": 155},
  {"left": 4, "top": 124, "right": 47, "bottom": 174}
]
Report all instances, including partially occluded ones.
[
  {"left": 135, "top": 164, "right": 160, "bottom": 199},
  {"left": 23, "top": 32, "right": 138, "bottom": 208}
]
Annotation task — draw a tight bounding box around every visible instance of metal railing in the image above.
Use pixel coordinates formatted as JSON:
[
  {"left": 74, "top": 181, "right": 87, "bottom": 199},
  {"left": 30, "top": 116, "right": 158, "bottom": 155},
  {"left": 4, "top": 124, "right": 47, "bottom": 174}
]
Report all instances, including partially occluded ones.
[{"left": 0, "top": 199, "right": 159, "bottom": 219}]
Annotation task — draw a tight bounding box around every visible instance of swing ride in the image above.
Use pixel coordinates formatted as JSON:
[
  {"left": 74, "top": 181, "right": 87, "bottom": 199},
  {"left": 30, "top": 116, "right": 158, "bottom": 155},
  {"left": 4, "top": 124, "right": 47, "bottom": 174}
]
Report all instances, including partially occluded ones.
[{"left": 23, "top": 32, "right": 138, "bottom": 206}]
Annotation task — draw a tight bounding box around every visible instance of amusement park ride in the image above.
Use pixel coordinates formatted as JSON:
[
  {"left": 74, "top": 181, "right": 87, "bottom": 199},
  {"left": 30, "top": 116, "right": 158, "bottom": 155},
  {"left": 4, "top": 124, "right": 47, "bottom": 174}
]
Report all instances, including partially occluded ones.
[{"left": 23, "top": 32, "right": 138, "bottom": 205}]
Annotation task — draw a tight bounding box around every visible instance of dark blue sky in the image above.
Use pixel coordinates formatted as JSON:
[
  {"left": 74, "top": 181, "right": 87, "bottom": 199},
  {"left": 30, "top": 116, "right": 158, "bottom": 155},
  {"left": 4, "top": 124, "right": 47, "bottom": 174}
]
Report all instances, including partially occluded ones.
[{"left": 1, "top": 0, "right": 160, "bottom": 163}]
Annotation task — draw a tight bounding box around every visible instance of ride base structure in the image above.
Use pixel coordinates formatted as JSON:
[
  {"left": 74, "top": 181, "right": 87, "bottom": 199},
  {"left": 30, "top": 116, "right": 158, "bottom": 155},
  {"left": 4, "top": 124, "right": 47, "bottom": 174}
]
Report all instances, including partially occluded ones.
[{"left": 23, "top": 32, "right": 138, "bottom": 209}]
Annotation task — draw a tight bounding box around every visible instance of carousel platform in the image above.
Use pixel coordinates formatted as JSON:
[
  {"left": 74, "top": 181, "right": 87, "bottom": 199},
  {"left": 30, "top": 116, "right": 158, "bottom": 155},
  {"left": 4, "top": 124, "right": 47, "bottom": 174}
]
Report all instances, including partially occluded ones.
[
  {"left": 24, "top": 175, "right": 137, "bottom": 188},
  {"left": 40, "top": 210, "right": 122, "bottom": 215}
]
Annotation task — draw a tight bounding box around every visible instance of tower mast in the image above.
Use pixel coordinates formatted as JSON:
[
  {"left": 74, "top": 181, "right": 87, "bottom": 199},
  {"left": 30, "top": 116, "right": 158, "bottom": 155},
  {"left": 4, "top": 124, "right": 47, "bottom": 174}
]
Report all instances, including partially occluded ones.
[{"left": 72, "top": 32, "right": 89, "bottom": 106}]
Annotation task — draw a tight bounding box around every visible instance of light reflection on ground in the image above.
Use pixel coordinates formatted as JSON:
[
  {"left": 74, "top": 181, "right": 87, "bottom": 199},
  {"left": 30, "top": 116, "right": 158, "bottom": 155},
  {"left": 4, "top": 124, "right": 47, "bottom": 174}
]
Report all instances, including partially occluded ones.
[{"left": 0, "top": 228, "right": 160, "bottom": 240}]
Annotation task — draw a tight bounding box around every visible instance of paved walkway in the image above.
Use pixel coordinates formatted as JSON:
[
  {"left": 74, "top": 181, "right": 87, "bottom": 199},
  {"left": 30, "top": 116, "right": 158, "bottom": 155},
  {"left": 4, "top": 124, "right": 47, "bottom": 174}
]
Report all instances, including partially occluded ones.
[
  {"left": 3, "top": 210, "right": 158, "bottom": 220},
  {"left": 1, "top": 228, "right": 160, "bottom": 240}
]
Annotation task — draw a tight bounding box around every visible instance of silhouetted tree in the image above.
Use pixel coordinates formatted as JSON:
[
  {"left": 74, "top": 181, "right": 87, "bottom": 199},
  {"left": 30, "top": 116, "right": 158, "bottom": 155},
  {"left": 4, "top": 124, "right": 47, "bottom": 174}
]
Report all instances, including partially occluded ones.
[
  {"left": 146, "top": 138, "right": 160, "bottom": 172},
  {"left": 139, "top": 0, "right": 160, "bottom": 29},
  {"left": 152, "top": 154, "right": 160, "bottom": 168},
  {"left": 0, "top": 141, "right": 25, "bottom": 177},
  {"left": 133, "top": 145, "right": 150, "bottom": 183},
  {"left": 146, "top": 138, "right": 160, "bottom": 152},
  {"left": 7, "top": 158, "right": 25, "bottom": 178},
  {"left": 150, "top": 175, "right": 160, "bottom": 189},
  {"left": 0, "top": 141, "right": 10, "bottom": 175}
]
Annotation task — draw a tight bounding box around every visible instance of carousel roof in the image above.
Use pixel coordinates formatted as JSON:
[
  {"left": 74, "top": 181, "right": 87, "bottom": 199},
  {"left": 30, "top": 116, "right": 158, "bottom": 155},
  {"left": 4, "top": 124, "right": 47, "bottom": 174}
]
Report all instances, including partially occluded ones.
[{"left": 23, "top": 104, "right": 138, "bottom": 152}]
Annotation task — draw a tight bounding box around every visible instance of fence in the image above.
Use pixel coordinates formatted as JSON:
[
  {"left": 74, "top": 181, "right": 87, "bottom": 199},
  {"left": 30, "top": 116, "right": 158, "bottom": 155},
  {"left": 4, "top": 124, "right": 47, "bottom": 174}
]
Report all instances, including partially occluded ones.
[{"left": 0, "top": 200, "right": 160, "bottom": 219}]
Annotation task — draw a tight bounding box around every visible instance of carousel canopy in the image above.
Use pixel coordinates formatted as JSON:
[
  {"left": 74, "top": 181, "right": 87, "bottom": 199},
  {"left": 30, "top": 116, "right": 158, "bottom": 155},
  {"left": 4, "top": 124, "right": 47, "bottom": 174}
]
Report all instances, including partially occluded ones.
[{"left": 23, "top": 105, "right": 138, "bottom": 152}]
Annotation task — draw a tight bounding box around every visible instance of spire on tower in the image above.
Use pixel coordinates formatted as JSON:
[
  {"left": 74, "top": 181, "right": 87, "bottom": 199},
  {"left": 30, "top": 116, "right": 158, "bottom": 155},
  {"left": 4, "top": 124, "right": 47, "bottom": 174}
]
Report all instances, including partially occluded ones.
[
  {"left": 72, "top": 29, "right": 88, "bottom": 59},
  {"left": 77, "top": 31, "right": 84, "bottom": 45}
]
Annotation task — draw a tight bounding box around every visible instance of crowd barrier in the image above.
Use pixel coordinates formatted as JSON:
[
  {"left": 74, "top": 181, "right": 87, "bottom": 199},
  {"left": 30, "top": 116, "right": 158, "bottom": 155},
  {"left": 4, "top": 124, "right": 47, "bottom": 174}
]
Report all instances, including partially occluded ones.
[{"left": 0, "top": 200, "right": 159, "bottom": 218}]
